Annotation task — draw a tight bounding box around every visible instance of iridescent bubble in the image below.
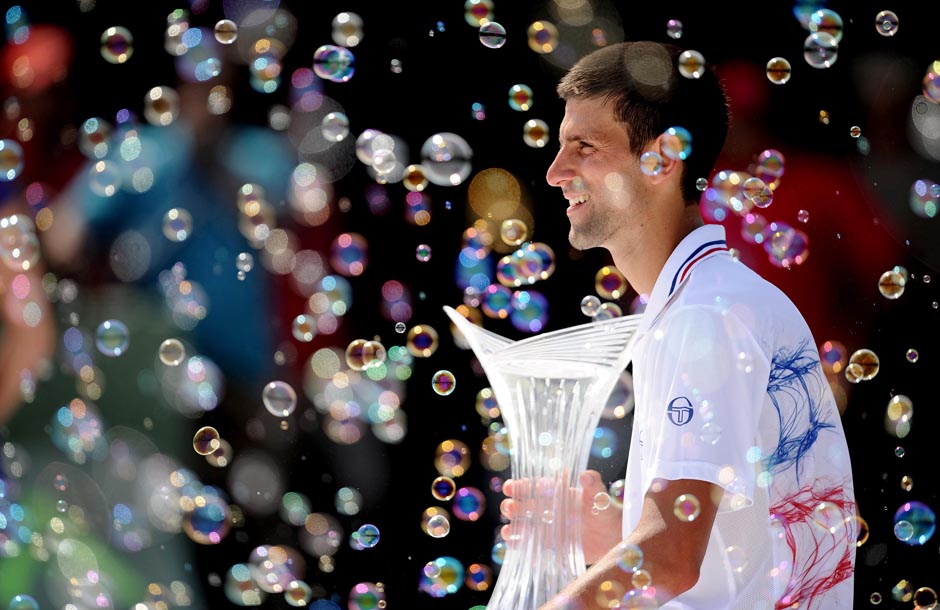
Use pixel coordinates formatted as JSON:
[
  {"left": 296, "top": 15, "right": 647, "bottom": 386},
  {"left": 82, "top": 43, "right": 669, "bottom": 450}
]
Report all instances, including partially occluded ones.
[
  {"left": 508, "top": 84, "right": 534, "bottom": 111},
  {"left": 336, "top": 487, "right": 363, "bottom": 516},
  {"left": 594, "top": 302, "right": 623, "bottom": 320},
  {"left": 432, "top": 476, "right": 456, "bottom": 501},
  {"left": 236, "top": 252, "right": 254, "bottom": 273},
  {"left": 419, "top": 556, "right": 465, "bottom": 597},
  {"left": 804, "top": 32, "right": 838, "bottom": 69},
  {"left": 481, "top": 284, "right": 512, "bottom": 318},
  {"left": 403, "top": 164, "right": 429, "bottom": 191},
  {"left": 849, "top": 125, "right": 862, "bottom": 139},
  {"left": 797, "top": 209, "right": 810, "bottom": 223},
  {"left": 743, "top": 177, "right": 773, "bottom": 208},
  {"left": 616, "top": 542, "right": 644, "bottom": 572},
  {"left": 581, "top": 295, "right": 601, "bottom": 317},
  {"left": 225, "top": 563, "right": 265, "bottom": 606},
  {"left": 673, "top": 494, "right": 701, "bottom": 522},
  {"left": 0, "top": 214, "right": 39, "bottom": 271},
  {"left": 434, "top": 439, "right": 470, "bottom": 477},
  {"left": 755, "top": 149, "right": 786, "bottom": 187},
  {"left": 355, "top": 524, "right": 380, "bottom": 549},
  {"left": 593, "top": 492, "right": 611, "bottom": 511},
  {"left": 809, "top": 8, "right": 844, "bottom": 43},
  {"left": 924, "top": 62, "right": 940, "bottom": 104},
  {"left": 896, "top": 446, "right": 906, "bottom": 458},
  {"left": 845, "top": 348, "right": 880, "bottom": 383},
  {"left": 421, "top": 132, "right": 473, "bottom": 186},
  {"left": 678, "top": 50, "right": 705, "bottom": 79},
  {"left": 527, "top": 20, "right": 559, "bottom": 54},
  {"left": 914, "top": 587, "right": 938, "bottom": 609},
  {"left": 902, "top": 475, "right": 914, "bottom": 492},
  {"left": 8, "top": 595, "right": 39, "bottom": 610},
  {"left": 595, "top": 266, "right": 628, "bottom": 299},
  {"left": 321, "top": 112, "right": 350, "bottom": 143},
  {"left": 330, "top": 232, "right": 368, "bottom": 276},
  {"left": 87, "top": 160, "right": 120, "bottom": 197},
  {"left": 193, "top": 426, "right": 221, "bottom": 455},
  {"left": 162, "top": 208, "right": 193, "bottom": 242},
  {"left": 666, "top": 19, "right": 683, "bottom": 39},
  {"left": 406, "top": 325, "right": 439, "bottom": 358},
  {"left": 465, "top": 563, "right": 493, "bottom": 592},
  {"left": 523, "top": 119, "right": 550, "bottom": 148},
  {"left": 313, "top": 45, "right": 355, "bottom": 83},
  {"left": 158, "top": 338, "right": 185, "bottom": 366},
  {"left": 479, "top": 21, "right": 506, "bottom": 48},
  {"left": 452, "top": 487, "right": 485, "bottom": 521},
  {"left": 909, "top": 179, "right": 938, "bottom": 219},
  {"left": 500, "top": 219, "right": 528, "bottom": 246},
  {"left": 78, "top": 117, "right": 113, "bottom": 159},
  {"left": 878, "top": 269, "right": 906, "bottom": 299},
  {"left": 464, "top": 0, "right": 493, "bottom": 26},
  {"left": 765, "top": 57, "right": 792, "bottom": 85},
  {"left": 101, "top": 26, "right": 133, "bottom": 64},
  {"left": 57, "top": 538, "right": 99, "bottom": 586},
  {"left": 885, "top": 395, "right": 913, "bottom": 438},
  {"left": 422, "top": 508, "right": 451, "bottom": 538},
  {"left": 432, "top": 370, "right": 457, "bottom": 396},
  {"left": 284, "top": 581, "right": 312, "bottom": 607},
  {"left": 894, "top": 501, "right": 935, "bottom": 545},
  {"left": 906, "top": 348, "right": 919, "bottom": 363},
  {"left": 853, "top": 515, "right": 870, "bottom": 546},
  {"left": 291, "top": 314, "right": 315, "bottom": 342},
  {"left": 183, "top": 489, "right": 231, "bottom": 544},
  {"left": 361, "top": 340, "right": 386, "bottom": 368},
  {"left": 0, "top": 138, "right": 25, "bottom": 181},
  {"left": 332, "top": 12, "right": 364, "bottom": 47},
  {"left": 509, "top": 289, "right": 548, "bottom": 333},
  {"left": 214, "top": 19, "right": 237, "bottom": 44},
  {"left": 348, "top": 582, "right": 385, "bottom": 610},
  {"left": 262, "top": 381, "right": 297, "bottom": 417},
  {"left": 639, "top": 151, "right": 663, "bottom": 176},
  {"left": 662, "top": 126, "right": 692, "bottom": 160},
  {"left": 870, "top": 592, "right": 882, "bottom": 604},
  {"left": 96, "top": 319, "right": 129, "bottom": 357}
]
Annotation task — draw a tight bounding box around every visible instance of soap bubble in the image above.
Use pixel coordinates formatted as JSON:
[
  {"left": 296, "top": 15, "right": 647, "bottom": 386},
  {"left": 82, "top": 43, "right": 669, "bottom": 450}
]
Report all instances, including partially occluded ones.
[
  {"left": 766, "top": 57, "right": 792, "bottom": 84},
  {"left": 0, "top": 139, "right": 25, "bottom": 181},
  {"left": 452, "top": 487, "right": 485, "bottom": 521},
  {"left": 878, "top": 269, "right": 906, "bottom": 299},
  {"left": 743, "top": 177, "right": 773, "bottom": 208},
  {"left": 615, "top": 542, "right": 643, "bottom": 572},
  {"left": 885, "top": 395, "right": 913, "bottom": 438},
  {"left": 639, "top": 151, "right": 662, "bottom": 176},
  {"left": 158, "top": 338, "right": 186, "bottom": 366},
  {"left": 464, "top": 0, "right": 494, "bottom": 27},
  {"left": 803, "top": 32, "right": 838, "bottom": 69},
  {"left": 678, "top": 50, "right": 705, "bottom": 79},
  {"left": 96, "top": 319, "right": 129, "bottom": 357},
  {"left": 581, "top": 295, "right": 601, "bottom": 317},
  {"left": 332, "top": 12, "right": 364, "bottom": 47},
  {"left": 432, "top": 370, "right": 456, "bottom": 396},
  {"left": 421, "top": 132, "right": 472, "bottom": 186},
  {"left": 845, "top": 348, "right": 880, "bottom": 383},
  {"left": 193, "top": 426, "right": 221, "bottom": 455},
  {"left": 354, "top": 524, "right": 380, "bottom": 549},
  {"left": 434, "top": 439, "right": 470, "bottom": 477},
  {"left": 874, "top": 10, "right": 899, "bottom": 36},
  {"left": 500, "top": 219, "right": 528, "bottom": 245},
  {"left": 809, "top": 8, "right": 844, "bottom": 43},
  {"left": 144, "top": 86, "right": 181, "bottom": 126},
  {"left": 262, "top": 381, "right": 297, "bottom": 417},
  {"left": 406, "top": 325, "right": 439, "bottom": 358},
  {"left": 595, "top": 266, "right": 628, "bottom": 299},
  {"left": 162, "top": 208, "right": 193, "bottom": 241},
  {"left": 432, "top": 476, "right": 457, "bottom": 501},
  {"left": 527, "top": 20, "right": 559, "bottom": 54},
  {"left": 508, "top": 84, "right": 534, "bottom": 111},
  {"left": 321, "top": 112, "right": 350, "bottom": 142},
  {"left": 893, "top": 501, "right": 935, "bottom": 545},
  {"left": 313, "top": 45, "right": 354, "bottom": 83},
  {"left": 101, "top": 26, "right": 133, "bottom": 63},
  {"left": 662, "top": 126, "right": 692, "bottom": 160},
  {"left": 214, "top": 19, "right": 237, "bottom": 44},
  {"left": 479, "top": 21, "right": 506, "bottom": 48},
  {"left": 523, "top": 119, "right": 550, "bottom": 148},
  {"left": 292, "top": 315, "right": 315, "bottom": 342},
  {"left": 673, "top": 494, "right": 701, "bottom": 522},
  {"left": 8, "top": 595, "right": 39, "bottom": 610},
  {"left": 666, "top": 19, "right": 683, "bottom": 39}
]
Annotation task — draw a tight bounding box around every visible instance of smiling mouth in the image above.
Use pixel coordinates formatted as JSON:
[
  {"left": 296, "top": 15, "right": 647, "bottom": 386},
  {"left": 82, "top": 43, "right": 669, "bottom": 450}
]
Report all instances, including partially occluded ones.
[{"left": 567, "top": 194, "right": 590, "bottom": 208}]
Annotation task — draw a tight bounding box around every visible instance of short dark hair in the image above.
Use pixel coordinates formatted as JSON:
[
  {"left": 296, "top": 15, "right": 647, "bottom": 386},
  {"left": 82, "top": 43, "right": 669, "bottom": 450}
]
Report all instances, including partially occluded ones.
[{"left": 557, "top": 41, "right": 729, "bottom": 203}]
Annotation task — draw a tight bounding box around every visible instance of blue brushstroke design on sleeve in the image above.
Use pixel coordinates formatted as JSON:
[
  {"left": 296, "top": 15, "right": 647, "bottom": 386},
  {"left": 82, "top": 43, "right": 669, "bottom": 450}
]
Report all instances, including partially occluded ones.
[{"left": 764, "top": 339, "right": 835, "bottom": 483}]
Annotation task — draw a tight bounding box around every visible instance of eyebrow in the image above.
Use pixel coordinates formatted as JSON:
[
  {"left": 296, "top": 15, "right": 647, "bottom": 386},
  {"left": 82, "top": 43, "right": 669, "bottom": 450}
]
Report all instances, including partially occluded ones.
[{"left": 561, "top": 132, "right": 602, "bottom": 143}]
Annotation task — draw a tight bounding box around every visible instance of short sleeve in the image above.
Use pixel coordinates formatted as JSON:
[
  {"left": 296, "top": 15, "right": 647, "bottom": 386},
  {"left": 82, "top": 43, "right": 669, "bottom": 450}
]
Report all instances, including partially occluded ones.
[{"left": 639, "top": 305, "right": 771, "bottom": 512}]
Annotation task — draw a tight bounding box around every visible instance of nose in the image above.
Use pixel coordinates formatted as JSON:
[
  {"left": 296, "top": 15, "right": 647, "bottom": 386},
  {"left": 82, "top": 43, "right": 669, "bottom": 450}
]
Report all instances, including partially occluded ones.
[{"left": 545, "top": 147, "right": 574, "bottom": 187}]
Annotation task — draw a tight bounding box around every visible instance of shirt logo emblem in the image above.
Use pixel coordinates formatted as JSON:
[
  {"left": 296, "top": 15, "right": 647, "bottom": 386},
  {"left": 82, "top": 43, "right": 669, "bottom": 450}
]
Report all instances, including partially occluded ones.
[{"left": 667, "top": 396, "right": 693, "bottom": 426}]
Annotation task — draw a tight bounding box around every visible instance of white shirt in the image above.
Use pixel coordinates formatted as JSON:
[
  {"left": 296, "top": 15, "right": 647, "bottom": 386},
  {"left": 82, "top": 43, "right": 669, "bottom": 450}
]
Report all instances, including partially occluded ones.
[{"left": 622, "top": 224, "right": 856, "bottom": 610}]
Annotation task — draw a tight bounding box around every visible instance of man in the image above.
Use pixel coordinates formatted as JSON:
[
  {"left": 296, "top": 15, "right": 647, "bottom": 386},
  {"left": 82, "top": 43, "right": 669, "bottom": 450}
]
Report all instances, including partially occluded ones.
[{"left": 500, "top": 41, "right": 856, "bottom": 609}]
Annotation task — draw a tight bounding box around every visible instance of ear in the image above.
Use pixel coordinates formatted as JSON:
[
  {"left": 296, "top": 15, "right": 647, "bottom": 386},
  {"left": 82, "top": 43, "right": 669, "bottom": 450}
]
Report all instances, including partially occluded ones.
[{"left": 642, "top": 133, "right": 684, "bottom": 187}]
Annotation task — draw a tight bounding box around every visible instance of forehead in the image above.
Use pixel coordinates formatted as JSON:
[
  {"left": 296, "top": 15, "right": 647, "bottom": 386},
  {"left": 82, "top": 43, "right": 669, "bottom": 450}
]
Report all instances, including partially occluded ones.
[{"left": 558, "top": 96, "right": 624, "bottom": 139}]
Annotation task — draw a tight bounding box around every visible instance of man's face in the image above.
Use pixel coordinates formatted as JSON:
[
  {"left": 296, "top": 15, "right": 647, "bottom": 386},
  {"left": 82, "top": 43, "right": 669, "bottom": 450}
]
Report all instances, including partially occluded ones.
[{"left": 545, "top": 96, "right": 647, "bottom": 252}]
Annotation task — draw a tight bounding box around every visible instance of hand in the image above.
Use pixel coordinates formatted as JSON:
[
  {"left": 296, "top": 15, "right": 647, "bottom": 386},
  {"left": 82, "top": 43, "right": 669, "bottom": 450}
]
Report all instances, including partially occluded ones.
[{"left": 499, "top": 470, "right": 624, "bottom": 566}]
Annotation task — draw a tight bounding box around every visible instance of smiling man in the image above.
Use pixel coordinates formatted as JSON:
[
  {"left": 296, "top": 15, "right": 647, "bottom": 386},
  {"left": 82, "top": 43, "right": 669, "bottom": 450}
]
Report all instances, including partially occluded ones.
[{"left": 501, "top": 41, "right": 857, "bottom": 610}]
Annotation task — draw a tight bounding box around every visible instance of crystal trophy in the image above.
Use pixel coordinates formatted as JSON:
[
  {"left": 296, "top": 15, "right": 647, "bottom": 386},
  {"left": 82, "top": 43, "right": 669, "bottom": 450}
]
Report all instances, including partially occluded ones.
[{"left": 443, "top": 306, "right": 642, "bottom": 610}]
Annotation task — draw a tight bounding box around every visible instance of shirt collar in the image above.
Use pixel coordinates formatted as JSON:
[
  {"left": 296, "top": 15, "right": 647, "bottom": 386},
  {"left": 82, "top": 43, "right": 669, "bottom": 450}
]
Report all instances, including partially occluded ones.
[{"left": 638, "top": 223, "right": 730, "bottom": 332}]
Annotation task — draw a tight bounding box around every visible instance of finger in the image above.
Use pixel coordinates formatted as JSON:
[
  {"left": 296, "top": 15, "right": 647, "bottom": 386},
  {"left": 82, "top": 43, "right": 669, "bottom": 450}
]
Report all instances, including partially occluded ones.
[
  {"left": 500, "top": 498, "right": 515, "bottom": 519},
  {"left": 500, "top": 523, "right": 513, "bottom": 543},
  {"left": 579, "top": 470, "right": 606, "bottom": 494},
  {"left": 503, "top": 478, "right": 514, "bottom": 497}
]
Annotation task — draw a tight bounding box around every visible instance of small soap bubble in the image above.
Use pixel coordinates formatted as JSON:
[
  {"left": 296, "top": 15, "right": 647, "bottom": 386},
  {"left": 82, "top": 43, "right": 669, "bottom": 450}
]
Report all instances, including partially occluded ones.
[
  {"left": 699, "top": 422, "right": 722, "bottom": 445},
  {"left": 213, "top": 19, "right": 237, "bottom": 44},
  {"left": 8, "top": 595, "right": 39, "bottom": 610},
  {"left": 162, "top": 208, "right": 193, "bottom": 242},
  {"left": 479, "top": 21, "right": 506, "bottom": 48},
  {"left": 508, "top": 84, "right": 534, "bottom": 111},
  {"left": 849, "top": 125, "right": 862, "bottom": 138},
  {"left": 158, "top": 338, "right": 185, "bottom": 366},
  {"left": 435, "top": 439, "right": 470, "bottom": 477},
  {"left": 500, "top": 219, "right": 529, "bottom": 246},
  {"left": 291, "top": 314, "right": 315, "bottom": 342},
  {"left": 284, "top": 581, "right": 312, "bottom": 607},
  {"left": 914, "top": 587, "right": 938, "bottom": 609},
  {"left": 523, "top": 119, "right": 550, "bottom": 147},
  {"left": 403, "top": 164, "right": 428, "bottom": 191},
  {"left": 407, "top": 325, "right": 439, "bottom": 357},
  {"left": 875, "top": 10, "right": 899, "bottom": 36},
  {"left": 332, "top": 12, "right": 364, "bottom": 47},
  {"left": 581, "top": 295, "right": 601, "bottom": 317},
  {"left": 743, "top": 177, "right": 773, "bottom": 208},
  {"left": 797, "top": 209, "right": 810, "bottom": 223},
  {"left": 416, "top": 244, "right": 432, "bottom": 262},
  {"left": 432, "top": 370, "right": 456, "bottom": 396},
  {"left": 673, "top": 494, "right": 701, "bottom": 522},
  {"left": 766, "top": 57, "right": 792, "bottom": 84},
  {"left": 885, "top": 394, "right": 913, "bottom": 438},
  {"left": 262, "top": 381, "right": 297, "bottom": 417},
  {"left": 394, "top": 322, "right": 406, "bottom": 334},
  {"left": 0, "top": 139, "right": 25, "bottom": 181},
  {"left": 678, "top": 50, "right": 705, "bottom": 79},
  {"left": 809, "top": 8, "right": 844, "bottom": 42},
  {"left": 878, "top": 269, "right": 906, "bottom": 299},
  {"left": 901, "top": 475, "right": 913, "bottom": 492},
  {"left": 424, "top": 512, "right": 451, "bottom": 538},
  {"left": 346, "top": 339, "right": 368, "bottom": 370},
  {"left": 695, "top": 177, "right": 708, "bottom": 191},
  {"left": 593, "top": 302, "right": 622, "bottom": 320},
  {"left": 101, "top": 26, "right": 133, "bottom": 64},
  {"left": 906, "top": 348, "right": 918, "bottom": 363},
  {"left": 144, "top": 86, "right": 181, "bottom": 126},
  {"left": 662, "top": 126, "right": 692, "bottom": 160},
  {"left": 355, "top": 524, "right": 380, "bottom": 549},
  {"left": 615, "top": 542, "right": 643, "bottom": 572},
  {"left": 431, "top": 476, "right": 456, "bottom": 501},
  {"left": 870, "top": 592, "right": 882, "bottom": 604},
  {"left": 527, "top": 20, "right": 559, "bottom": 54},
  {"left": 193, "top": 426, "right": 221, "bottom": 455},
  {"left": 235, "top": 252, "right": 254, "bottom": 274},
  {"left": 639, "top": 151, "right": 663, "bottom": 176},
  {"left": 453, "top": 487, "right": 485, "bottom": 521},
  {"left": 803, "top": 32, "right": 838, "bottom": 69},
  {"left": 313, "top": 45, "right": 355, "bottom": 83},
  {"left": 593, "top": 492, "right": 611, "bottom": 511},
  {"left": 845, "top": 348, "right": 880, "bottom": 384},
  {"left": 595, "top": 266, "right": 627, "bottom": 299},
  {"left": 895, "top": 446, "right": 905, "bottom": 458},
  {"left": 894, "top": 519, "right": 915, "bottom": 542},
  {"left": 362, "top": 340, "right": 386, "bottom": 368},
  {"left": 96, "top": 319, "right": 129, "bottom": 356},
  {"left": 321, "top": 112, "right": 350, "bottom": 143},
  {"left": 666, "top": 19, "right": 683, "bottom": 39}
]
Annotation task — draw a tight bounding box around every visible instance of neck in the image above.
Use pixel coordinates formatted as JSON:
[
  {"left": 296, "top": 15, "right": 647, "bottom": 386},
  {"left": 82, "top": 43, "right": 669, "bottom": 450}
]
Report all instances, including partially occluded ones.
[{"left": 608, "top": 203, "right": 703, "bottom": 297}]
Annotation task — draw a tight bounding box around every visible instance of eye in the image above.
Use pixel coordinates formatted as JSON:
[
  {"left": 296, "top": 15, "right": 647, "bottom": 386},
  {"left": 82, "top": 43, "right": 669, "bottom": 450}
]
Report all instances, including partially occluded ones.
[{"left": 578, "top": 140, "right": 594, "bottom": 152}]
